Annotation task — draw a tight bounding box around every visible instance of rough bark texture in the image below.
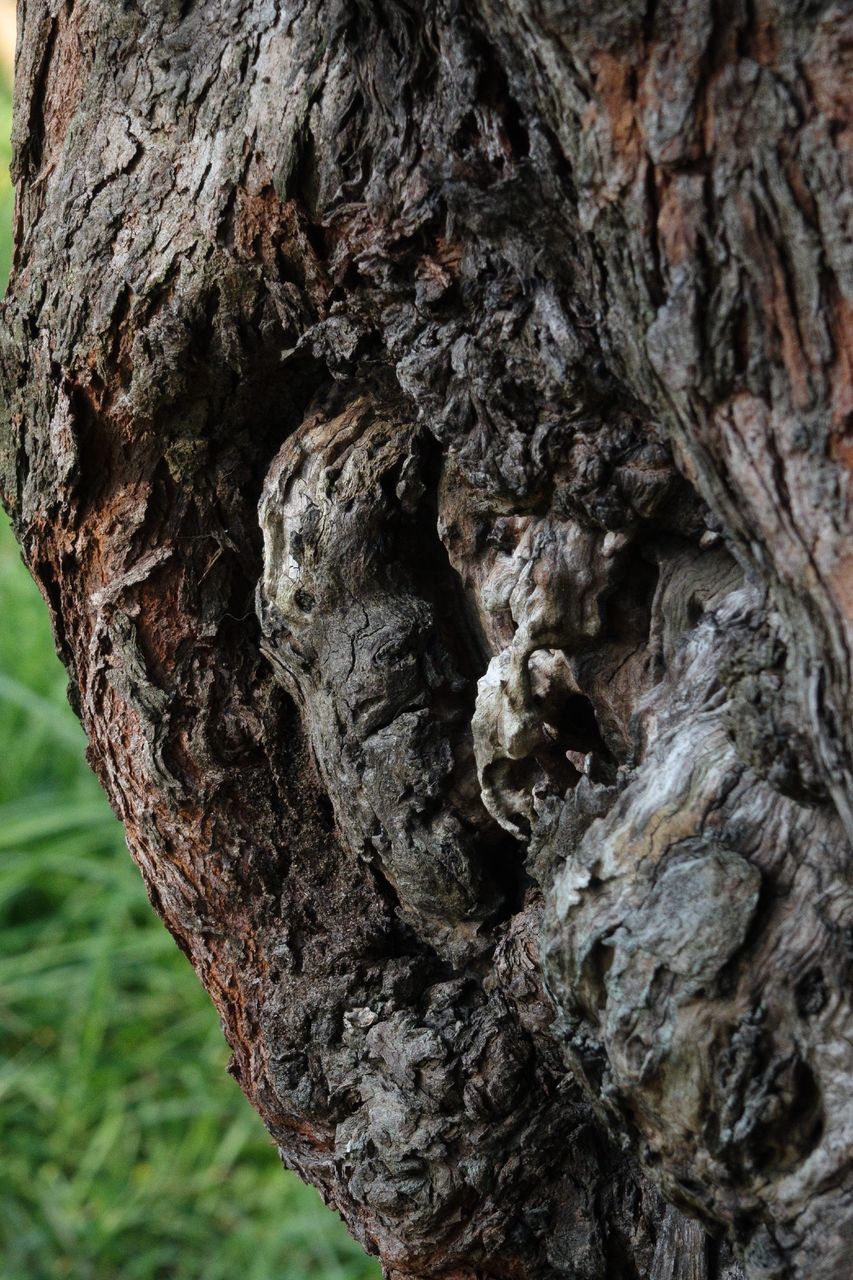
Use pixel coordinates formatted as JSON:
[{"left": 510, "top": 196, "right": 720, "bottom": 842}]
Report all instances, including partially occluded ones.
[{"left": 2, "top": 2, "right": 851, "bottom": 1277}]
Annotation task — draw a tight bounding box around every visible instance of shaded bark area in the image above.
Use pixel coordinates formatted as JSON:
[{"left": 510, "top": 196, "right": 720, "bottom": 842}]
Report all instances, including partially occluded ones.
[{"left": 1, "top": 2, "right": 851, "bottom": 1277}]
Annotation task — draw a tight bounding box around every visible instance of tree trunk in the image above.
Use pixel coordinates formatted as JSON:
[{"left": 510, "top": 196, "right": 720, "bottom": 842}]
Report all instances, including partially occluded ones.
[{"left": 2, "top": 1, "right": 851, "bottom": 1276}]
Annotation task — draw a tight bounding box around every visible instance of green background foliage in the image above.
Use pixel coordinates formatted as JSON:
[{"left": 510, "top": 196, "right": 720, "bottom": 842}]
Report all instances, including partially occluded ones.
[{"left": 0, "top": 61, "right": 379, "bottom": 1280}]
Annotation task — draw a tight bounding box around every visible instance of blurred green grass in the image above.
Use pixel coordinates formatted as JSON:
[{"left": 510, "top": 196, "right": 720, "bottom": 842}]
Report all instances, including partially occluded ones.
[{"left": 0, "top": 67, "right": 379, "bottom": 1280}]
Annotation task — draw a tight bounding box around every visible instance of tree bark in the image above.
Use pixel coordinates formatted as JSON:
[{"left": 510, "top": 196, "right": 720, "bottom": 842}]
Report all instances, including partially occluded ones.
[{"left": 2, "top": 1, "right": 851, "bottom": 1276}]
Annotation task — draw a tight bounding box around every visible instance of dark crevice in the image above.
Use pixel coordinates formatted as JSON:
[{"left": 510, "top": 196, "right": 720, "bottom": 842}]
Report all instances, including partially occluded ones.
[
  {"left": 545, "top": 692, "right": 613, "bottom": 761},
  {"left": 480, "top": 826, "right": 533, "bottom": 923}
]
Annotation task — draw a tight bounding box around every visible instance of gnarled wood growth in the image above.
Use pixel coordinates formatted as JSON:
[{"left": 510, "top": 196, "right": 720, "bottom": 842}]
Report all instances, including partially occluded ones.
[{"left": 1, "top": 2, "right": 851, "bottom": 1277}]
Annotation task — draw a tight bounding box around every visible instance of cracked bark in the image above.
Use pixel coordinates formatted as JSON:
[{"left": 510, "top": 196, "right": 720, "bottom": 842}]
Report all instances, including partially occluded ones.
[{"left": 1, "top": 1, "right": 851, "bottom": 1277}]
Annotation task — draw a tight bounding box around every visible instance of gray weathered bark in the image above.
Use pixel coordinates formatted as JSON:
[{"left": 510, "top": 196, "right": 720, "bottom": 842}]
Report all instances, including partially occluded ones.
[{"left": 1, "top": 2, "right": 851, "bottom": 1277}]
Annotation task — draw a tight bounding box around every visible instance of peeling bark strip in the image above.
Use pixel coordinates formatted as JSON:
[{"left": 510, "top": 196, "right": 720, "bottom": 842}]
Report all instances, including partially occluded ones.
[{"left": 1, "top": 1, "right": 851, "bottom": 1276}]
